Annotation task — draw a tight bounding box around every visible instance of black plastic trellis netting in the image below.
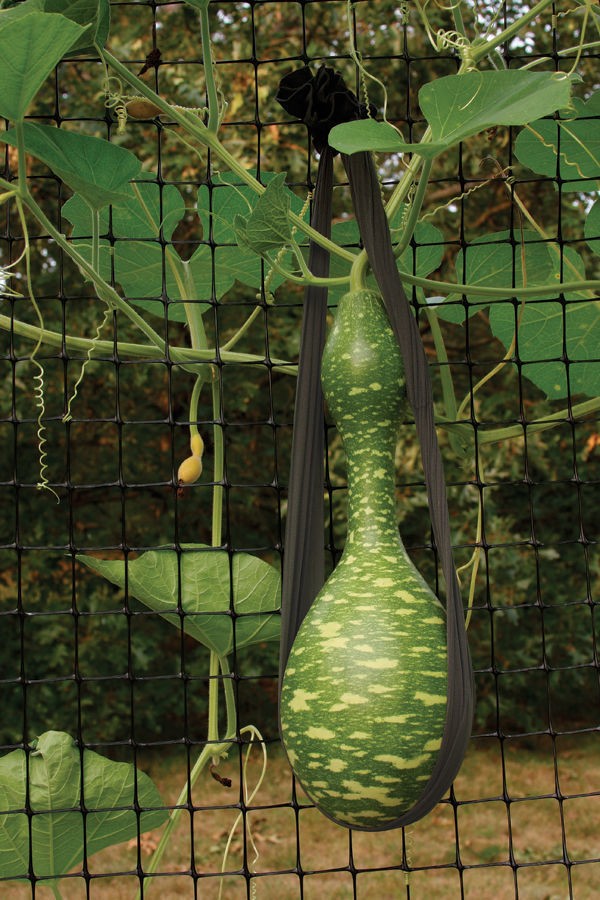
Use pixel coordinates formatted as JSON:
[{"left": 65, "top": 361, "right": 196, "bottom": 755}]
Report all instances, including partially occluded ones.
[{"left": 1, "top": 0, "right": 600, "bottom": 897}]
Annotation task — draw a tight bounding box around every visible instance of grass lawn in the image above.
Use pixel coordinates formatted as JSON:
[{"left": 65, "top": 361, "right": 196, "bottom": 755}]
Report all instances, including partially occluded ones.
[{"left": 3, "top": 733, "right": 600, "bottom": 899}]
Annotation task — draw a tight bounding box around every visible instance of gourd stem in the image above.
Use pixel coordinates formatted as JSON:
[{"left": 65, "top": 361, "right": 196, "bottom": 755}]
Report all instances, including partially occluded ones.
[
  {"left": 199, "top": 1, "right": 220, "bottom": 133},
  {"left": 261, "top": 249, "right": 351, "bottom": 287},
  {"left": 91, "top": 206, "right": 100, "bottom": 275},
  {"left": 393, "top": 157, "right": 433, "bottom": 260},
  {"left": 140, "top": 594, "right": 232, "bottom": 894},
  {"left": 424, "top": 307, "right": 456, "bottom": 420},
  {"left": 207, "top": 651, "right": 221, "bottom": 748},
  {"left": 470, "top": 0, "right": 557, "bottom": 63},
  {"left": 182, "top": 261, "right": 211, "bottom": 373},
  {"left": 521, "top": 41, "right": 600, "bottom": 70},
  {"left": 137, "top": 738, "right": 235, "bottom": 896},
  {"left": 220, "top": 305, "right": 262, "bottom": 351},
  {"left": 189, "top": 374, "right": 203, "bottom": 441},
  {"left": 0, "top": 313, "right": 297, "bottom": 375},
  {"left": 0, "top": 175, "right": 16, "bottom": 193},
  {"left": 220, "top": 655, "right": 237, "bottom": 738},
  {"left": 349, "top": 250, "right": 369, "bottom": 292},
  {"left": 383, "top": 131, "right": 431, "bottom": 225},
  {"left": 14, "top": 121, "right": 28, "bottom": 197},
  {"left": 211, "top": 373, "right": 225, "bottom": 548},
  {"left": 452, "top": 3, "right": 467, "bottom": 38},
  {"left": 476, "top": 394, "right": 600, "bottom": 444},
  {"left": 397, "top": 269, "right": 600, "bottom": 298},
  {"left": 181, "top": 262, "right": 211, "bottom": 442}
]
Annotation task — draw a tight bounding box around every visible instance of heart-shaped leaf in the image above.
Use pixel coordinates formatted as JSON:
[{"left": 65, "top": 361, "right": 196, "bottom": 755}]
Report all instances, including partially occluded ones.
[
  {"left": 4, "top": 0, "right": 109, "bottom": 55},
  {"left": 330, "top": 71, "right": 577, "bottom": 157},
  {"left": 0, "top": 123, "right": 141, "bottom": 209},
  {"left": 187, "top": 243, "right": 267, "bottom": 300},
  {"left": 328, "top": 118, "right": 406, "bottom": 155},
  {"left": 434, "top": 230, "right": 597, "bottom": 399},
  {"left": 233, "top": 173, "right": 293, "bottom": 256},
  {"left": 64, "top": 174, "right": 284, "bottom": 317},
  {"left": 197, "top": 170, "right": 302, "bottom": 294},
  {"left": 77, "top": 545, "right": 281, "bottom": 656},
  {"left": 584, "top": 197, "right": 600, "bottom": 258},
  {"left": 63, "top": 178, "right": 200, "bottom": 320},
  {"left": 64, "top": 238, "right": 204, "bottom": 321},
  {"left": 435, "top": 230, "right": 587, "bottom": 321},
  {"left": 487, "top": 246, "right": 598, "bottom": 400},
  {"left": 197, "top": 170, "right": 303, "bottom": 244},
  {"left": 0, "top": 11, "right": 85, "bottom": 121},
  {"left": 0, "top": 731, "right": 167, "bottom": 881},
  {"left": 44, "top": 0, "right": 110, "bottom": 54},
  {"left": 515, "top": 93, "right": 600, "bottom": 189},
  {"left": 489, "top": 295, "right": 600, "bottom": 401},
  {"left": 63, "top": 176, "right": 185, "bottom": 241}
]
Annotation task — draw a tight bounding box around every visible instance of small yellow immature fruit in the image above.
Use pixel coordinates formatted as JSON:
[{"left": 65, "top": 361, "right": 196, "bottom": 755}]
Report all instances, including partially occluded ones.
[
  {"left": 177, "top": 455, "right": 202, "bottom": 485},
  {"left": 190, "top": 433, "right": 204, "bottom": 458},
  {"left": 126, "top": 99, "right": 163, "bottom": 119}
]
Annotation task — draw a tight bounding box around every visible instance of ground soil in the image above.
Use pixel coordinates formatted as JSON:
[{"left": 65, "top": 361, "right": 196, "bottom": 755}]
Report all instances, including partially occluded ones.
[{"left": 4, "top": 733, "right": 600, "bottom": 899}]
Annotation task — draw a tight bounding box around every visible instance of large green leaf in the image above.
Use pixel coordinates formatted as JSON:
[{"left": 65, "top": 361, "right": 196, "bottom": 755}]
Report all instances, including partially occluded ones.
[
  {"left": 487, "top": 246, "right": 599, "bottom": 400},
  {"left": 198, "top": 171, "right": 259, "bottom": 244},
  {"left": 0, "top": 731, "right": 167, "bottom": 881},
  {"left": 3, "top": 0, "right": 109, "bottom": 54},
  {"left": 197, "top": 170, "right": 303, "bottom": 243},
  {"left": 233, "top": 173, "right": 293, "bottom": 255},
  {"left": 77, "top": 544, "right": 281, "bottom": 656},
  {"left": 434, "top": 231, "right": 598, "bottom": 399},
  {"left": 0, "top": 0, "right": 44, "bottom": 19},
  {"left": 514, "top": 93, "right": 600, "bottom": 190},
  {"left": 197, "top": 170, "right": 302, "bottom": 294},
  {"left": 63, "top": 176, "right": 185, "bottom": 241},
  {"left": 329, "top": 118, "right": 407, "bottom": 156},
  {"left": 585, "top": 197, "right": 600, "bottom": 258},
  {"left": 489, "top": 298, "right": 600, "bottom": 401},
  {"left": 187, "top": 243, "right": 269, "bottom": 299},
  {"left": 63, "top": 179, "right": 200, "bottom": 321},
  {"left": 45, "top": 0, "right": 110, "bottom": 54},
  {"left": 0, "top": 11, "right": 85, "bottom": 121},
  {"left": 64, "top": 238, "right": 199, "bottom": 321},
  {"left": 435, "top": 231, "right": 582, "bottom": 323},
  {"left": 107, "top": 242, "right": 196, "bottom": 319},
  {"left": 64, "top": 169, "right": 301, "bottom": 319},
  {"left": 329, "top": 71, "right": 577, "bottom": 157},
  {"left": 0, "top": 123, "right": 141, "bottom": 209}
]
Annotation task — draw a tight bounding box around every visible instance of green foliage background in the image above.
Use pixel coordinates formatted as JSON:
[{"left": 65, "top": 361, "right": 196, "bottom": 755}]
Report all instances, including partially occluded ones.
[{"left": 1, "top": 0, "right": 599, "bottom": 753}]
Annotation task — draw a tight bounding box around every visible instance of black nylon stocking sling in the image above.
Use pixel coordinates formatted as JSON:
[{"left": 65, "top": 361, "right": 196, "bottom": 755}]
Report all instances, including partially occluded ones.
[{"left": 278, "top": 148, "right": 333, "bottom": 683}]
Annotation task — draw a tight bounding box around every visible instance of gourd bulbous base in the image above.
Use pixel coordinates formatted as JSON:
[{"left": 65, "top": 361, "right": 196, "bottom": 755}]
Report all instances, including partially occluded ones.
[{"left": 280, "top": 541, "right": 447, "bottom": 830}]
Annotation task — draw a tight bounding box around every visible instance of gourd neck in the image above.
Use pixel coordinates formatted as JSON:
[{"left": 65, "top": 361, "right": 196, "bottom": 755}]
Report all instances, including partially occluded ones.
[
  {"left": 343, "top": 424, "right": 402, "bottom": 553},
  {"left": 319, "top": 289, "right": 408, "bottom": 557}
]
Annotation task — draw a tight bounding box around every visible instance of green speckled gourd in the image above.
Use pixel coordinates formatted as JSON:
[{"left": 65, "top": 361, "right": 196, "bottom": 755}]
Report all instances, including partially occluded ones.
[{"left": 280, "top": 289, "right": 447, "bottom": 830}]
